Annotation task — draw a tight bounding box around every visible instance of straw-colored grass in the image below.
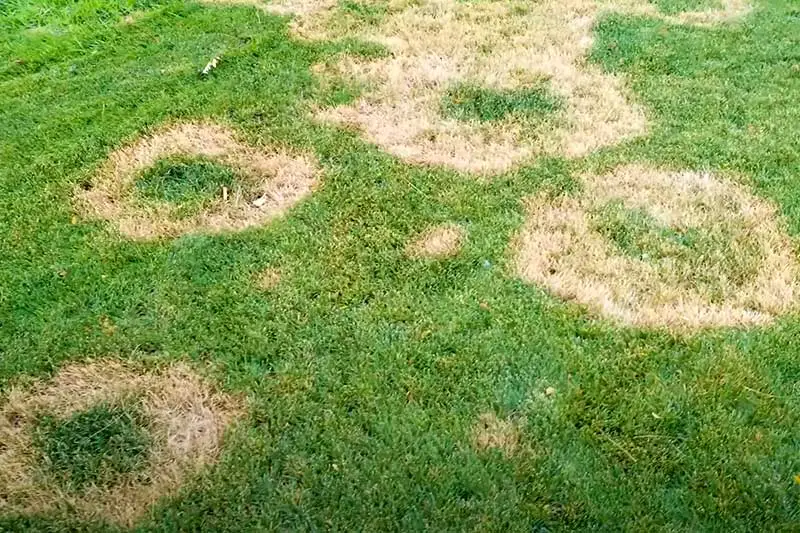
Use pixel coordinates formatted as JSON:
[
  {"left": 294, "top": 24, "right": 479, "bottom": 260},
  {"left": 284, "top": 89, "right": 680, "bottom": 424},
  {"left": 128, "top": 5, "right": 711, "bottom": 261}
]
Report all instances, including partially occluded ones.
[
  {"left": 0, "top": 360, "right": 242, "bottom": 526},
  {"left": 75, "top": 123, "right": 320, "bottom": 240},
  {"left": 405, "top": 223, "right": 465, "bottom": 259},
  {"left": 254, "top": 266, "right": 283, "bottom": 290},
  {"left": 628, "top": 0, "right": 752, "bottom": 26},
  {"left": 513, "top": 165, "right": 798, "bottom": 331},
  {"left": 262, "top": 0, "right": 749, "bottom": 174},
  {"left": 308, "top": 0, "right": 647, "bottom": 173},
  {"left": 471, "top": 412, "right": 523, "bottom": 457}
]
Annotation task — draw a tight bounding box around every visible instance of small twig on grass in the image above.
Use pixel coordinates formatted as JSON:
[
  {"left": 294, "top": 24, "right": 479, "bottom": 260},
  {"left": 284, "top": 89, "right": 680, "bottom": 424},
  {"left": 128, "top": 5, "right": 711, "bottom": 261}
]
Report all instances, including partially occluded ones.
[
  {"left": 743, "top": 386, "right": 776, "bottom": 398},
  {"left": 600, "top": 433, "right": 637, "bottom": 463}
]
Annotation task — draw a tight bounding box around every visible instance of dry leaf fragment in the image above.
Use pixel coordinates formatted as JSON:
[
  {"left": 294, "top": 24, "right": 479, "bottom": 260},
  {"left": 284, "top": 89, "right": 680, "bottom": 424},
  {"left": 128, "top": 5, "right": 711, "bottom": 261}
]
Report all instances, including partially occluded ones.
[{"left": 201, "top": 56, "right": 221, "bottom": 76}]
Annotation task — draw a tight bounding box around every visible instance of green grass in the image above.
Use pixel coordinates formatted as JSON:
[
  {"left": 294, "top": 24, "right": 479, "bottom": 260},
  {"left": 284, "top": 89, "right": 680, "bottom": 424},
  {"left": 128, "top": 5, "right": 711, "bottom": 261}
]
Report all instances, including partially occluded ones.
[
  {"left": 136, "top": 157, "right": 238, "bottom": 204},
  {"left": 1, "top": 0, "right": 800, "bottom": 530},
  {"left": 441, "top": 84, "right": 562, "bottom": 123},
  {"left": 589, "top": 200, "right": 761, "bottom": 301},
  {"left": 591, "top": 200, "right": 696, "bottom": 258},
  {"left": 134, "top": 156, "right": 240, "bottom": 218},
  {"left": 654, "top": 0, "right": 723, "bottom": 15},
  {"left": 35, "top": 402, "right": 150, "bottom": 490}
]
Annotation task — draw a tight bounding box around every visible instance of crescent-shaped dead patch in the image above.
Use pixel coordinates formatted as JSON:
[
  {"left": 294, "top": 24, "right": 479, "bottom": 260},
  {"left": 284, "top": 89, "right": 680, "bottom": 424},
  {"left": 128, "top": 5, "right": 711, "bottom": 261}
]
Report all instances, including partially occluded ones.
[
  {"left": 0, "top": 360, "right": 243, "bottom": 526},
  {"left": 512, "top": 165, "right": 799, "bottom": 331},
  {"left": 75, "top": 123, "right": 320, "bottom": 239}
]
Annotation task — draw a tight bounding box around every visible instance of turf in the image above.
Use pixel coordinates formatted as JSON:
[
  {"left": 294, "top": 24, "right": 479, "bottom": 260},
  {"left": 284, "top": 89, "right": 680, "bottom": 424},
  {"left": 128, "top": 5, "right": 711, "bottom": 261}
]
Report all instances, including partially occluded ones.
[
  {"left": 589, "top": 199, "right": 762, "bottom": 300},
  {"left": 653, "top": 0, "right": 723, "bottom": 15},
  {"left": 441, "top": 84, "right": 562, "bottom": 123},
  {"left": 1, "top": 0, "right": 800, "bottom": 530},
  {"left": 135, "top": 157, "right": 238, "bottom": 204},
  {"left": 35, "top": 402, "right": 151, "bottom": 490}
]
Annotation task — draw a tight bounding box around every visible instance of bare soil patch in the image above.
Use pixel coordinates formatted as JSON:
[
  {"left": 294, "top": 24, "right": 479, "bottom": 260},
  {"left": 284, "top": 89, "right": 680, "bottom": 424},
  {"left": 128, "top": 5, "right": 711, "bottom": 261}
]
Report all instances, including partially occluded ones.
[
  {"left": 75, "top": 122, "right": 320, "bottom": 240},
  {"left": 0, "top": 360, "right": 243, "bottom": 526}
]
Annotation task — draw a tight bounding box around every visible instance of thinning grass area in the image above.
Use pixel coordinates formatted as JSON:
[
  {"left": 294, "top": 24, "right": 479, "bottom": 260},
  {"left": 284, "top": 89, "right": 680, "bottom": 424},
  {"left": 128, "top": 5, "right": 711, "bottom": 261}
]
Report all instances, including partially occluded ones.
[
  {"left": 35, "top": 402, "right": 151, "bottom": 490},
  {"left": 1, "top": 0, "right": 800, "bottom": 530}
]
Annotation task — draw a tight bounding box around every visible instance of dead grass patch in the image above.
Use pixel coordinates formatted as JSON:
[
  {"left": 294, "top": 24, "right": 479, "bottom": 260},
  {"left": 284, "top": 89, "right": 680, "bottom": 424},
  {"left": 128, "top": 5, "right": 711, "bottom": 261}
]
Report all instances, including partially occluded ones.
[
  {"left": 281, "top": 0, "right": 750, "bottom": 173},
  {"left": 513, "top": 165, "right": 799, "bottom": 331},
  {"left": 198, "top": 0, "right": 336, "bottom": 16},
  {"left": 405, "top": 223, "right": 465, "bottom": 259},
  {"left": 471, "top": 412, "right": 522, "bottom": 456},
  {"left": 305, "top": 0, "right": 647, "bottom": 173},
  {"left": 0, "top": 360, "right": 243, "bottom": 526},
  {"left": 75, "top": 123, "right": 320, "bottom": 240},
  {"left": 255, "top": 266, "right": 282, "bottom": 290},
  {"left": 264, "top": 0, "right": 337, "bottom": 15},
  {"left": 628, "top": 0, "right": 752, "bottom": 26}
]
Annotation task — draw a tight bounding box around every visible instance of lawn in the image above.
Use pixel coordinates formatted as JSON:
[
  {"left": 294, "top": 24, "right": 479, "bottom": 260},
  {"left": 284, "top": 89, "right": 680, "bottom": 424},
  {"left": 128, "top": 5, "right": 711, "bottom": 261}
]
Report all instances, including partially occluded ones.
[{"left": 1, "top": 0, "right": 800, "bottom": 530}]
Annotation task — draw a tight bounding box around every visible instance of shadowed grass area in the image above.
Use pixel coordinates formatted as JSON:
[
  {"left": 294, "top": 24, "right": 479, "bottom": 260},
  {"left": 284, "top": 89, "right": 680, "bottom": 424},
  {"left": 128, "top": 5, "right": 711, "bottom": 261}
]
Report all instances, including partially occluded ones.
[
  {"left": 0, "top": 0, "right": 800, "bottom": 530},
  {"left": 35, "top": 402, "right": 150, "bottom": 490}
]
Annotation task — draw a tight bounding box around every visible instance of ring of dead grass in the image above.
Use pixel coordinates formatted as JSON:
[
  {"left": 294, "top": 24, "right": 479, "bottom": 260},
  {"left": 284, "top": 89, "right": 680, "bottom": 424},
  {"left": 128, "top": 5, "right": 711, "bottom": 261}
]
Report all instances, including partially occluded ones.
[
  {"left": 0, "top": 360, "right": 243, "bottom": 526},
  {"left": 269, "top": 0, "right": 750, "bottom": 174},
  {"left": 513, "top": 165, "right": 799, "bottom": 331},
  {"left": 405, "top": 223, "right": 466, "bottom": 259},
  {"left": 75, "top": 123, "right": 320, "bottom": 240},
  {"left": 307, "top": 0, "right": 648, "bottom": 174}
]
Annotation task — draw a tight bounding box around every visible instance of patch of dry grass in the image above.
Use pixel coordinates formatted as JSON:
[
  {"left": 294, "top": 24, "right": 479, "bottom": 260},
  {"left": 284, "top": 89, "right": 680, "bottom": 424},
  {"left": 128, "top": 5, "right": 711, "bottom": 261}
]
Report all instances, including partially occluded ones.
[
  {"left": 75, "top": 123, "right": 320, "bottom": 240},
  {"left": 254, "top": 266, "right": 282, "bottom": 290},
  {"left": 405, "top": 223, "right": 465, "bottom": 259},
  {"left": 471, "top": 412, "right": 523, "bottom": 457},
  {"left": 267, "top": 0, "right": 749, "bottom": 174},
  {"left": 305, "top": 0, "right": 647, "bottom": 173},
  {"left": 0, "top": 360, "right": 243, "bottom": 526},
  {"left": 628, "top": 0, "right": 752, "bottom": 25},
  {"left": 198, "top": 0, "right": 336, "bottom": 16},
  {"left": 513, "top": 165, "right": 799, "bottom": 331}
]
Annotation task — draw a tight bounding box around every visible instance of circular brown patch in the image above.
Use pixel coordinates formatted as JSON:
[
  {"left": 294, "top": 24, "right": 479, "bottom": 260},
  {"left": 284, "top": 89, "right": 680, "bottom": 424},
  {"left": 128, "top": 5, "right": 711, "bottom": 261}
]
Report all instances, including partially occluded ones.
[
  {"left": 513, "top": 165, "right": 799, "bottom": 331},
  {"left": 75, "top": 123, "right": 321, "bottom": 240},
  {"left": 0, "top": 360, "right": 242, "bottom": 526},
  {"left": 279, "top": 0, "right": 750, "bottom": 173},
  {"left": 471, "top": 412, "right": 523, "bottom": 457}
]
